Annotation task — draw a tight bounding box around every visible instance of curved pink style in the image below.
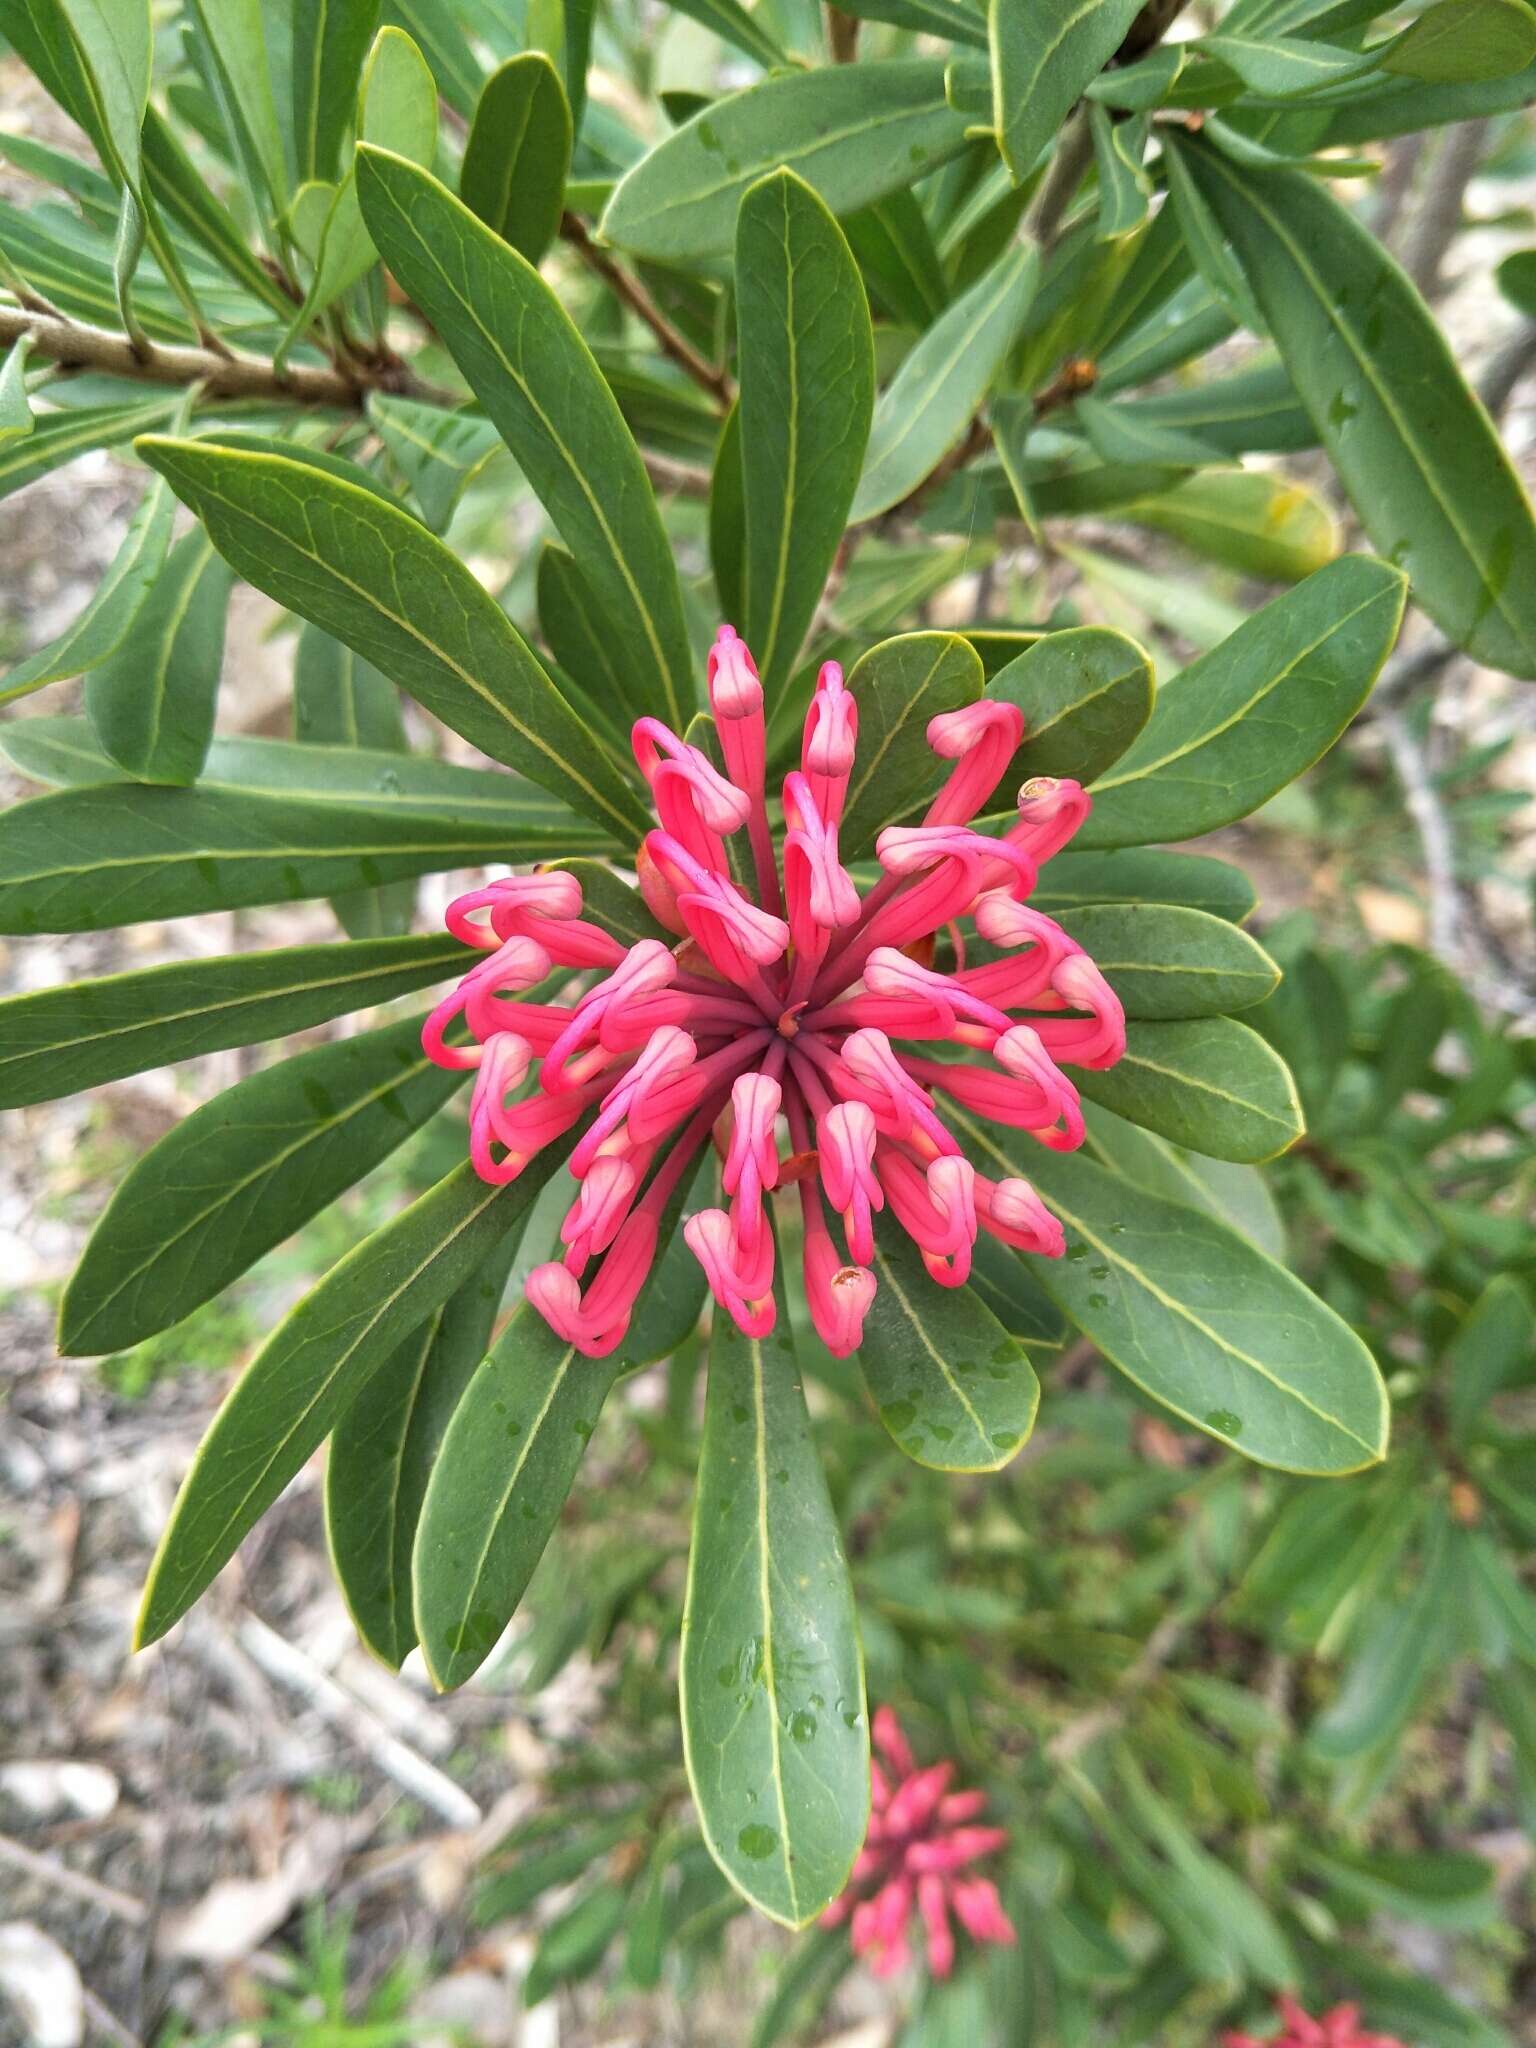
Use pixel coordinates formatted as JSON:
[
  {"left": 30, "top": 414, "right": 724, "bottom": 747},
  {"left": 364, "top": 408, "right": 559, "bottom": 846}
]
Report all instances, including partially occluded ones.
[
  {"left": 821, "top": 1706, "right": 1015, "bottom": 1979},
  {"left": 423, "top": 625, "right": 1125, "bottom": 1359}
]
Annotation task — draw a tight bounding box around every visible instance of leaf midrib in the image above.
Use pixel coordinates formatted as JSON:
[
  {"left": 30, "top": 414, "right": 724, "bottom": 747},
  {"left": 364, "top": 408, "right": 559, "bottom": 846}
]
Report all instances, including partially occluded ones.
[
  {"left": 0, "top": 940, "right": 459, "bottom": 1066},
  {"left": 70, "top": 1046, "right": 451, "bottom": 1340},
  {"left": 364, "top": 161, "right": 687, "bottom": 730},
  {"left": 148, "top": 443, "right": 643, "bottom": 838},
  {"left": 1194, "top": 147, "right": 1533, "bottom": 658},
  {"left": 142, "top": 1177, "right": 504, "bottom": 1630},
  {"left": 1091, "top": 581, "right": 1391, "bottom": 792},
  {"left": 953, "top": 1108, "right": 1380, "bottom": 1456}
]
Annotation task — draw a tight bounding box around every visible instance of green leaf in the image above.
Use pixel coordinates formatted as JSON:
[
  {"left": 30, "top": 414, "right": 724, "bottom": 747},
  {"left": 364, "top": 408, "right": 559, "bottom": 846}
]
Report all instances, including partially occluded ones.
[
  {"left": 858, "top": 1224, "right": 1041, "bottom": 1470},
  {"left": 1447, "top": 1275, "right": 1536, "bottom": 1441},
  {"left": 599, "top": 61, "right": 972, "bottom": 263},
  {"left": 1085, "top": 43, "right": 1185, "bottom": 109},
  {"left": 523, "top": 1884, "right": 627, "bottom": 2005},
  {"left": 136, "top": 1155, "right": 560, "bottom": 1648},
  {"left": 1497, "top": 248, "right": 1536, "bottom": 319},
  {"left": 1196, "top": 30, "right": 1379, "bottom": 96},
  {"left": 1089, "top": 105, "right": 1151, "bottom": 240},
  {"left": 84, "top": 530, "right": 233, "bottom": 786},
  {"left": 294, "top": 623, "right": 407, "bottom": 754},
  {"left": 140, "top": 109, "right": 297, "bottom": 317},
  {"left": 709, "top": 401, "right": 746, "bottom": 623},
  {"left": 850, "top": 238, "right": 1038, "bottom": 522},
  {"left": 1055, "top": 905, "right": 1279, "bottom": 1019},
  {"left": 1073, "top": 391, "right": 1225, "bottom": 470},
  {"left": 293, "top": 0, "right": 383, "bottom": 182},
  {"left": 1030, "top": 847, "right": 1257, "bottom": 923},
  {"left": 0, "top": 928, "right": 463, "bottom": 1109},
  {"left": 55, "top": 0, "right": 151, "bottom": 185},
  {"left": 737, "top": 170, "right": 873, "bottom": 696},
  {"left": 1097, "top": 358, "right": 1314, "bottom": 457},
  {"left": 0, "top": 333, "right": 33, "bottom": 442},
  {"left": 1383, "top": 0, "right": 1536, "bottom": 81},
  {"left": 0, "top": 782, "right": 599, "bottom": 934},
  {"left": 1302, "top": 1845, "right": 1497, "bottom": 1932},
  {"left": 1318, "top": 60, "right": 1536, "bottom": 142},
  {"left": 837, "top": 631, "right": 982, "bottom": 859},
  {"left": 842, "top": 191, "right": 950, "bottom": 328},
  {"left": 1179, "top": 143, "right": 1536, "bottom": 678},
  {"left": 532, "top": 546, "right": 633, "bottom": 749},
  {"left": 988, "top": 0, "right": 1143, "bottom": 182},
  {"left": 460, "top": 53, "right": 571, "bottom": 264},
  {"left": 327, "top": 1231, "right": 519, "bottom": 1668},
  {"left": 1077, "top": 555, "right": 1406, "bottom": 849},
  {"left": 836, "top": 0, "right": 988, "bottom": 45},
  {"left": 1112, "top": 467, "right": 1339, "bottom": 582},
  {"left": 279, "top": 25, "right": 438, "bottom": 335},
  {"left": 61, "top": 1010, "right": 461, "bottom": 1356},
  {"left": 185, "top": 0, "right": 288, "bottom": 216},
  {"left": 954, "top": 1116, "right": 1389, "bottom": 1473},
  {"left": 1077, "top": 1016, "right": 1303, "bottom": 1163},
  {"left": 680, "top": 1278, "right": 868, "bottom": 1926},
  {"left": 1163, "top": 132, "right": 1266, "bottom": 335},
  {"left": 367, "top": 394, "right": 502, "bottom": 533},
  {"left": 0, "top": 470, "right": 175, "bottom": 705},
  {"left": 984, "top": 626, "right": 1152, "bottom": 787},
  {"left": 293, "top": 620, "right": 412, "bottom": 940},
  {"left": 357, "top": 144, "right": 695, "bottom": 731},
  {"left": 135, "top": 436, "right": 648, "bottom": 841},
  {"left": 1081, "top": 1102, "right": 1285, "bottom": 1260},
  {"left": 412, "top": 1302, "right": 623, "bottom": 1688},
  {"left": 1310, "top": 1513, "right": 1454, "bottom": 1756},
  {"left": 667, "top": 0, "right": 792, "bottom": 67},
  {"left": 0, "top": 723, "right": 608, "bottom": 842}
]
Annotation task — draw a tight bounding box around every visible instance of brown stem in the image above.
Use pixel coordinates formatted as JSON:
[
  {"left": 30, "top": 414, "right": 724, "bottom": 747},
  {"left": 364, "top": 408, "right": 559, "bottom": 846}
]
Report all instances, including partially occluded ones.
[
  {"left": 0, "top": 300, "right": 713, "bottom": 497},
  {"left": 0, "top": 301, "right": 407, "bottom": 405},
  {"left": 1401, "top": 118, "right": 1492, "bottom": 303},
  {"left": 560, "top": 212, "right": 735, "bottom": 410},
  {"left": 1023, "top": 107, "right": 1095, "bottom": 252},
  {"left": 826, "top": 4, "right": 861, "bottom": 62}
]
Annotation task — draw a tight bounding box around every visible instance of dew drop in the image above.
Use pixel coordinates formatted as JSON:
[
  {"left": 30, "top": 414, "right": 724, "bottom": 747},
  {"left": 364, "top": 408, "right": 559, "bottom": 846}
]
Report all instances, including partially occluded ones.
[
  {"left": 1205, "top": 1408, "right": 1243, "bottom": 1437},
  {"left": 737, "top": 1823, "right": 778, "bottom": 1861},
  {"left": 788, "top": 1708, "right": 817, "bottom": 1744},
  {"left": 880, "top": 1398, "right": 917, "bottom": 1433}
]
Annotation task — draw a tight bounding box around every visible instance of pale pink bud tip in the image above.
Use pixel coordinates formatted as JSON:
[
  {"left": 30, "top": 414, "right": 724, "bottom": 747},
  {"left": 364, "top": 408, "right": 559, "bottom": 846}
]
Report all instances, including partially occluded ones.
[{"left": 706, "top": 623, "right": 762, "bottom": 717}]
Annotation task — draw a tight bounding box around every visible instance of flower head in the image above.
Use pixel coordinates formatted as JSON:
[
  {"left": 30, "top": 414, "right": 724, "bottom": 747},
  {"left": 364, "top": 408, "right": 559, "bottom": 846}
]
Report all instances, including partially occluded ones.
[
  {"left": 822, "top": 1707, "right": 1015, "bottom": 1979},
  {"left": 423, "top": 625, "right": 1125, "bottom": 1358},
  {"left": 1222, "top": 1995, "right": 1408, "bottom": 2048}
]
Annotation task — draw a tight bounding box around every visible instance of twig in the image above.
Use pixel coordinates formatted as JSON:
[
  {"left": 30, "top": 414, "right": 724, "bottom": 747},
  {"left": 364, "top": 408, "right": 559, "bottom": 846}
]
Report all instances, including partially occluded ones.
[
  {"left": 1045, "top": 1610, "right": 1188, "bottom": 1764},
  {"left": 826, "top": 4, "right": 861, "bottom": 62},
  {"left": 0, "top": 302, "right": 407, "bottom": 406},
  {"left": 1401, "top": 118, "right": 1492, "bottom": 302},
  {"left": 560, "top": 212, "right": 735, "bottom": 409},
  {"left": 1378, "top": 705, "right": 1462, "bottom": 963},
  {"left": 234, "top": 1613, "right": 482, "bottom": 1829},
  {"left": 82, "top": 1986, "right": 145, "bottom": 2048},
  {"left": 0, "top": 1832, "right": 150, "bottom": 1925},
  {"left": 1023, "top": 107, "right": 1095, "bottom": 252},
  {"left": 0, "top": 299, "right": 710, "bottom": 497}
]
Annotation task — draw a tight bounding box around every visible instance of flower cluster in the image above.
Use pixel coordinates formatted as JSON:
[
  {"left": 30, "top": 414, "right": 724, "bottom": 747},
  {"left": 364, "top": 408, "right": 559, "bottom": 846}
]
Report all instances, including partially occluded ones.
[
  {"left": 821, "top": 1706, "right": 1015, "bottom": 1978},
  {"left": 1222, "top": 1995, "right": 1408, "bottom": 2048},
  {"left": 423, "top": 624, "right": 1125, "bottom": 1358}
]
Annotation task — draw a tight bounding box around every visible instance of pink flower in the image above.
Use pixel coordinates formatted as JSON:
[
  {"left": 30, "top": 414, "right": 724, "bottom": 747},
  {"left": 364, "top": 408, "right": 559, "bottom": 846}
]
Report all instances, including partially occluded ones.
[
  {"left": 1221, "top": 1995, "right": 1408, "bottom": 2048},
  {"left": 821, "top": 1707, "right": 1015, "bottom": 1979},
  {"left": 423, "top": 624, "right": 1125, "bottom": 1360}
]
